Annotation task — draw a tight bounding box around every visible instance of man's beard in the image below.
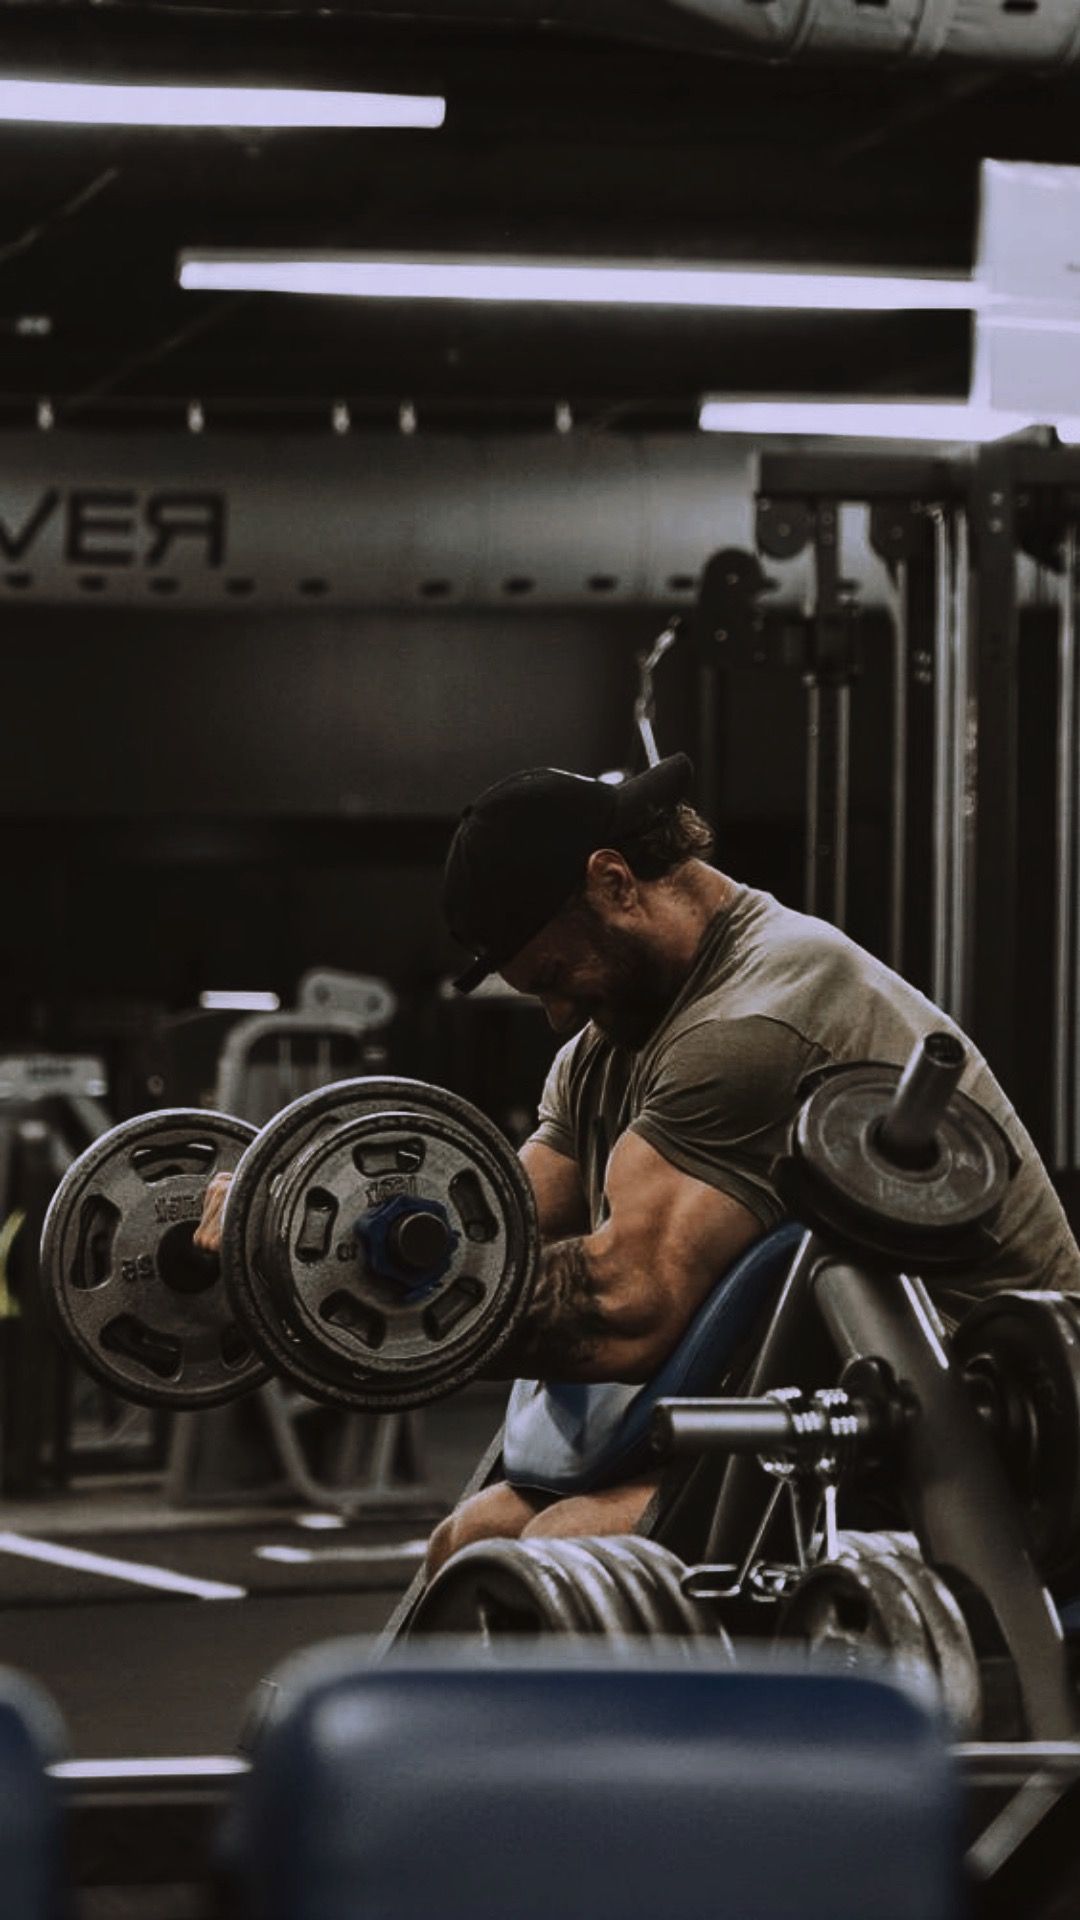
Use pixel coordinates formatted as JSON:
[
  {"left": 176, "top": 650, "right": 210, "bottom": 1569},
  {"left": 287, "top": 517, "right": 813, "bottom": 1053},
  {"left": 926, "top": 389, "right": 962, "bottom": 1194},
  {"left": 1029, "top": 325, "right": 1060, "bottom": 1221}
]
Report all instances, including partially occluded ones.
[{"left": 581, "top": 921, "right": 678, "bottom": 1050}]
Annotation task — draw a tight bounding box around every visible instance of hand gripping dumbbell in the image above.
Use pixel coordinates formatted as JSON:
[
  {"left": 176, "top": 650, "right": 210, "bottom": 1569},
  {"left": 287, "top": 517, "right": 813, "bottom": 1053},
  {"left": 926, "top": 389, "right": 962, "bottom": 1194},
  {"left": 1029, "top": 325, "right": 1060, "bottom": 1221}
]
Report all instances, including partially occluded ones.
[{"left": 39, "top": 1078, "right": 539, "bottom": 1413}]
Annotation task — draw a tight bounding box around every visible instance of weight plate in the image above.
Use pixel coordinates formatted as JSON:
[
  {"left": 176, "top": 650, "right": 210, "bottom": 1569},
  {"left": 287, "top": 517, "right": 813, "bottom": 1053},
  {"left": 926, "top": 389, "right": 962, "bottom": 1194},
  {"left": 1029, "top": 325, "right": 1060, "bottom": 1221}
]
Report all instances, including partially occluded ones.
[
  {"left": 525, "top": 1540, "right": 645, "bottom": 1641},
  {"left": 409, "top": 1534, "right": 732, "bottom": 1653},
  {"left": 582, "top": 1537, "right": 732, "bottom": 1648},
  {"left": 221, "top": 1077, "right": 539, "bottom": 1412},
  {"left": 266, "top": 1107, "right": 526, "bottom": 1377},
  {"left": 789, "top": 1063, "right": 1011, "bottom": 1259},
  {"left": 407, "top": 1538, "right": 600, "bottom": 1641},
  {"left": 778, "top": 1530, "right": 982, "bottom": 1735},
  {"left": 565, "top": 1538, "right": 676, "bottom": 1638},
  {"left": 872, "top": 1536, "right": 984, "bottom": 1738},
  {"left": 40, "top": 1109, "right": 267, "bottom": 1410},
  {"left": 953, "top": 1291, "right": 1080, "bottom": 1592}
]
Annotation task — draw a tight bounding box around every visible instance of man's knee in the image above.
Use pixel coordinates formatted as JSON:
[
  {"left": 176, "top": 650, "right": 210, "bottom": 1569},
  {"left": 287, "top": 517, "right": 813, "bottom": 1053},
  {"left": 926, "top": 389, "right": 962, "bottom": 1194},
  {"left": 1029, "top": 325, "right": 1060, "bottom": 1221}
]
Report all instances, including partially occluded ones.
[
  {"left": 520, "top": 1476, "right": 660, "bottom": 1542},
  {"left": 425, "top": 1480, "right": 543, "bottom": 1580}
]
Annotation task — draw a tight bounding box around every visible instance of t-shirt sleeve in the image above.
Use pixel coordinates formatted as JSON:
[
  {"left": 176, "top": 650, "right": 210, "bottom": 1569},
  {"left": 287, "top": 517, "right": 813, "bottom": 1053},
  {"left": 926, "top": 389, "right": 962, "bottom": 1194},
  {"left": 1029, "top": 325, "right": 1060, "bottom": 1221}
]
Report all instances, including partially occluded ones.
[
  {"left": 630, "top": 1015, "right": 827, "bottom": 1228},
  {"left": 526, "top": 1037, "right": 577, "bottom": 1162}
]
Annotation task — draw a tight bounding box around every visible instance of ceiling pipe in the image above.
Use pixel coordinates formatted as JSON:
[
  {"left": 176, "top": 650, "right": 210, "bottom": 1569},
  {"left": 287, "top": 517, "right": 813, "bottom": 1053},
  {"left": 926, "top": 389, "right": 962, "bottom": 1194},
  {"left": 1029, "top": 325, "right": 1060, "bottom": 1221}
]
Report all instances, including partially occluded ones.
[
  {"left": 8, "top": 0, "right": 1078, "bottom": 66},
  {"left": 62, "top": 0, "right": 1068, "bottom": 67},
  {"left": 652, "top": 0, "right": 1080, "bottom": 66}
]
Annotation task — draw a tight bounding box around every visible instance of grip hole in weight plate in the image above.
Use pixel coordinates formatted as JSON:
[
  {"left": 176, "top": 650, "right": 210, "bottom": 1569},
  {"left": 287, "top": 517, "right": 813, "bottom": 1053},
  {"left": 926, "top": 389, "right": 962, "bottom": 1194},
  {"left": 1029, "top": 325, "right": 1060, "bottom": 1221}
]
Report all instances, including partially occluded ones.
[
  {"left": 833, "top": 1590, "right": 871, "bottom": 1634},
  {"left": 320, "top": 1291, "right": 386, "bottom": 1349},
  {"left": 450, "top": 1171, "right": 498, "bottom": 1242},
  {"left": 101, "top": 1315, "right": 182, "bottom": 1381},
  {"left": 220, "top": 1324, "right": 252, "bottom": 1369},
  {"left": 74, "top": 1196, "right": 119, "bottom": 1290},
  {"left": 423, "top": 1277, "right": 485, "bottom": 1340},
  {"left": 353, "top": 1139, "right": 426, "bottom": 1178},
  {"left": 295, "top": 1189, "right": 337, "bottom": 1262},
  {"left": 131, "top": 1141, "right": 218, "bottom": 1184}
]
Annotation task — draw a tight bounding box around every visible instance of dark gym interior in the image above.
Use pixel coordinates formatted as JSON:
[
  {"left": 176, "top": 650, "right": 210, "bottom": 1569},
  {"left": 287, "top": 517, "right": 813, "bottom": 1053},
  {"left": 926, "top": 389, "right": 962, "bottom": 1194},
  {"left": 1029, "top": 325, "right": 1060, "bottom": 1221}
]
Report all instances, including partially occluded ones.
[{"left": 3, "top": 5, "right": 1080, "bottom": 1918}]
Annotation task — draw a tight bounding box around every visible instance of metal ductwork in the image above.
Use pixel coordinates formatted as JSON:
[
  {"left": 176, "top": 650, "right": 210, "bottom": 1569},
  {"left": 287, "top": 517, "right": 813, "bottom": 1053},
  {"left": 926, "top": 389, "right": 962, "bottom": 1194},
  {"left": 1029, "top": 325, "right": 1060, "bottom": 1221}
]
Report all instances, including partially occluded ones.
[
  {"left": 0, "top": 430, "right": 900, "bottom": 613},
  {"left": 21, "top": 0, "right": 1080, "bottom": 67},
  {"left": 645, "top": 0, "right": 1080, "bottom": 66},
  {"left": 0, "top": 428, "right": 1060, "bottom": 617}
]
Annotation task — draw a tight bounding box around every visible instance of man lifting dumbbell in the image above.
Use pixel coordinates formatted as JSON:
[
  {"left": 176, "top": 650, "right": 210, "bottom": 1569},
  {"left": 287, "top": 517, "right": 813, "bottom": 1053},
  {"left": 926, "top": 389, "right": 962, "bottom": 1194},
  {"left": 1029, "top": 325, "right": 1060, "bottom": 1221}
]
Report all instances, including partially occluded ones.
[
  {"left": 192, "top": 751, "right": 1080, "bottom": 1572},
  {"left": 415, "top": 753, "right": 1080, "bottom": 1575}
]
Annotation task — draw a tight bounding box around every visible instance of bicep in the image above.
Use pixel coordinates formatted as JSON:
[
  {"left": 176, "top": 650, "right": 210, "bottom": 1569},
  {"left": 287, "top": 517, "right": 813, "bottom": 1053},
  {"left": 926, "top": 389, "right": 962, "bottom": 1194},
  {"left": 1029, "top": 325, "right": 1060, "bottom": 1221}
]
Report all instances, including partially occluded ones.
[
  {"left": 591, "top": 1130, "right": 763, "bottom": 1355},
  {"left": 519, "top": 1138, "right": 589, "bottom": 1243}
]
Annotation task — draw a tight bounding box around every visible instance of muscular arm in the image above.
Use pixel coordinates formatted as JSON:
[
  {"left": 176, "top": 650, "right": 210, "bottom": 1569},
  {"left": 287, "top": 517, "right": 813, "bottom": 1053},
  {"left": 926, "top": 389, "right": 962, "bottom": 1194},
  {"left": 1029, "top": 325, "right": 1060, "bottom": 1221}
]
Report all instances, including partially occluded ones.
[
  {"left": 519, "top": 1138, "right": 589, "bottom": 1244},
  {"left": 494, "top": 1129, "right": 763, "bottom": 1383}
]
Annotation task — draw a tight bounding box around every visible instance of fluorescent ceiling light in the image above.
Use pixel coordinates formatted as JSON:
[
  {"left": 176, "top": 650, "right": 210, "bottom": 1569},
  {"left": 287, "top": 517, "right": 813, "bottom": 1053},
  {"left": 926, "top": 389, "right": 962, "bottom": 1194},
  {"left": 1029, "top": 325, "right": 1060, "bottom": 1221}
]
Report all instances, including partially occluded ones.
[
  {"left": 199, "top": 990, "right": 281, "bottom": 1012},
  {"left": 178, "top": 253, "right": 978, "bottom": 310},
  {"left": 696, "top": 398, "right": 1075, "bottom": 441},
  {"left": 52, "top": 1758, "right": 250, "bottom": 1782},
  {"left": 0, "top": 79, "right": 445, "bottom": 129}
]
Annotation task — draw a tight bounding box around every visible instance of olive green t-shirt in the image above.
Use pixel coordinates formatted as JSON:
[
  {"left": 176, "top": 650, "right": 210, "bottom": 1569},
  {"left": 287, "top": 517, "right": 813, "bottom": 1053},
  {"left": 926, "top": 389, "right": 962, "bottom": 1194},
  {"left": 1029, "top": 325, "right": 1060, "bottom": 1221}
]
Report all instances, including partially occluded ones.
[{"left": 528, "top": 883, "right": 1080, "bottom": 1322}]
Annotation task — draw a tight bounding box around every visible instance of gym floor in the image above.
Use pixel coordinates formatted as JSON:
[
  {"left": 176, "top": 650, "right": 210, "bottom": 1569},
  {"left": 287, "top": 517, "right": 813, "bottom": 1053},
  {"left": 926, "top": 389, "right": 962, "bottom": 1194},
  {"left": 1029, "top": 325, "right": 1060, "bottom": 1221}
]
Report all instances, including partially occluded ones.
[{"left": 0, "top": 1389, "right": 501, "bottom": 1758}]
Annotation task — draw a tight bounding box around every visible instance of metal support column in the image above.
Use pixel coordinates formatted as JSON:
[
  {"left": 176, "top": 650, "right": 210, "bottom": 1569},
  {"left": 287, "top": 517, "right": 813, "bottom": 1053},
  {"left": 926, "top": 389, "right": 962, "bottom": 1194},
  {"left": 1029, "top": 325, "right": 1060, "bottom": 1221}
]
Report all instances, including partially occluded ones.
[
  {"left": 691, "top": 548, "right": 777, "bottom": 833},
  {"left": 970, "top": 444, "right": 1022, "bottom": 1097},
  {"left": 1055, "top": 526, "right": 1077, "bottom": 1169},
  {"left": 947, "top": 509, "right": 976, "bottom": 1030},
  {"left": 756, "top": 493, "right": 860, "bottom": 930},
  {"left": 869, "top": 499, "right": 939, "bottom": 996},
  {"left": 803, "top": 500, "right": 856, "bottom": 928}
]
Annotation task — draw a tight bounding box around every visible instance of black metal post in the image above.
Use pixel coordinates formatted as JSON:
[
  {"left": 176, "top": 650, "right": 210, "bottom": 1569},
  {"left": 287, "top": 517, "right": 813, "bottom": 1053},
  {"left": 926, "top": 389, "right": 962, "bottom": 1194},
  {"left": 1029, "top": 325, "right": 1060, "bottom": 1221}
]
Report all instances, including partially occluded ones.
[
  {"left": 869, "top": 499, "right": 942, "bottom": 995},
  {"left": 803, "top": 500, "right": 853, "bottom": 928},
  {"left": 690, "top": 548, "right": 776, "bottom": 834},
  {"left": 696, "top": 654, "right": 722, "bottom": 833},
  {"left": 970, "top": 444, "right": 1021, "bottom": 1098}
]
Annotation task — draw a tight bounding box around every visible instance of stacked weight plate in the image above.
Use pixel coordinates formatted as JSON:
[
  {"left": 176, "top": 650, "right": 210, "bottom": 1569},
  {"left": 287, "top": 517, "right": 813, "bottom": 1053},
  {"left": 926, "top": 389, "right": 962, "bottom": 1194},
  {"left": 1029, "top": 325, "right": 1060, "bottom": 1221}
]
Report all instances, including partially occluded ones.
[{"left": 408, "top": 1534, "right": 730, "bottom": 1650}]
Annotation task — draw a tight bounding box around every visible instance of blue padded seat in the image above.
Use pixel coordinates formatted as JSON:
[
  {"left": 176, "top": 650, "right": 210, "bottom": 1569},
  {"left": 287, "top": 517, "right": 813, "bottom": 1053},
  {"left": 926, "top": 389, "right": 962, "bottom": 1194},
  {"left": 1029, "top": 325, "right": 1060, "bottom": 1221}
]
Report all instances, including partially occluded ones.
[
  {"left": 0, "top": 1669, "right": 65, "bottom": 1920},
  {"left": 236, "top": 1647, "right": 961, "bottom": 1920},
  {"left": 503, "top": 1219, "right": 805, "bottom": 1495}
]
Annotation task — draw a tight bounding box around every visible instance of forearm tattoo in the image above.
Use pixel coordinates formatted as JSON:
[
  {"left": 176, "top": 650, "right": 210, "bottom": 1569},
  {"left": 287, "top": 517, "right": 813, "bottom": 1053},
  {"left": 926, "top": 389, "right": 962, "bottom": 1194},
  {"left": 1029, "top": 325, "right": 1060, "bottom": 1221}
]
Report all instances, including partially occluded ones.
[{"left": 492, "top": 1236, "right": 608, "bottom": 1378}]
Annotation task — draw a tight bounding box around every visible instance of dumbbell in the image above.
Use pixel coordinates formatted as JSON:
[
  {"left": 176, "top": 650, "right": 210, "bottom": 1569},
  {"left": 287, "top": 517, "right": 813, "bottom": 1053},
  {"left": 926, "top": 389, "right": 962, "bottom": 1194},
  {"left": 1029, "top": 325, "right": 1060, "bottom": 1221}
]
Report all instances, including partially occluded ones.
[
  {"left": 41, "top": 1033, "right": 1016, "bottom": 1417},
  {"left": 39, "top": 1077, "right": 539, "bottom": 1413}
]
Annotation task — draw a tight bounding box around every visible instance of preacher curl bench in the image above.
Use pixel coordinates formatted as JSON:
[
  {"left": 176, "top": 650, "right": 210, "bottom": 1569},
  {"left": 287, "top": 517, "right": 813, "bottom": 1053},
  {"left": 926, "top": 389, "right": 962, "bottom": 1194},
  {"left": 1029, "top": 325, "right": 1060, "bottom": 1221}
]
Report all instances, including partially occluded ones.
[{"left": 29, "top": 1032, "right": 1080, "bottom": 1913}]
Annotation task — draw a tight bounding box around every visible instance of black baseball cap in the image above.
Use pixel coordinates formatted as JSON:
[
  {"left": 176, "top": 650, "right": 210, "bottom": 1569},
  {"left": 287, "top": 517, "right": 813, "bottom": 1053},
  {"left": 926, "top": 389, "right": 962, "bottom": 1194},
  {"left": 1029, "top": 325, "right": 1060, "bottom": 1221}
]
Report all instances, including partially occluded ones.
[{"left": 443, "top": 753, "right": 695, "bottom": 992}]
